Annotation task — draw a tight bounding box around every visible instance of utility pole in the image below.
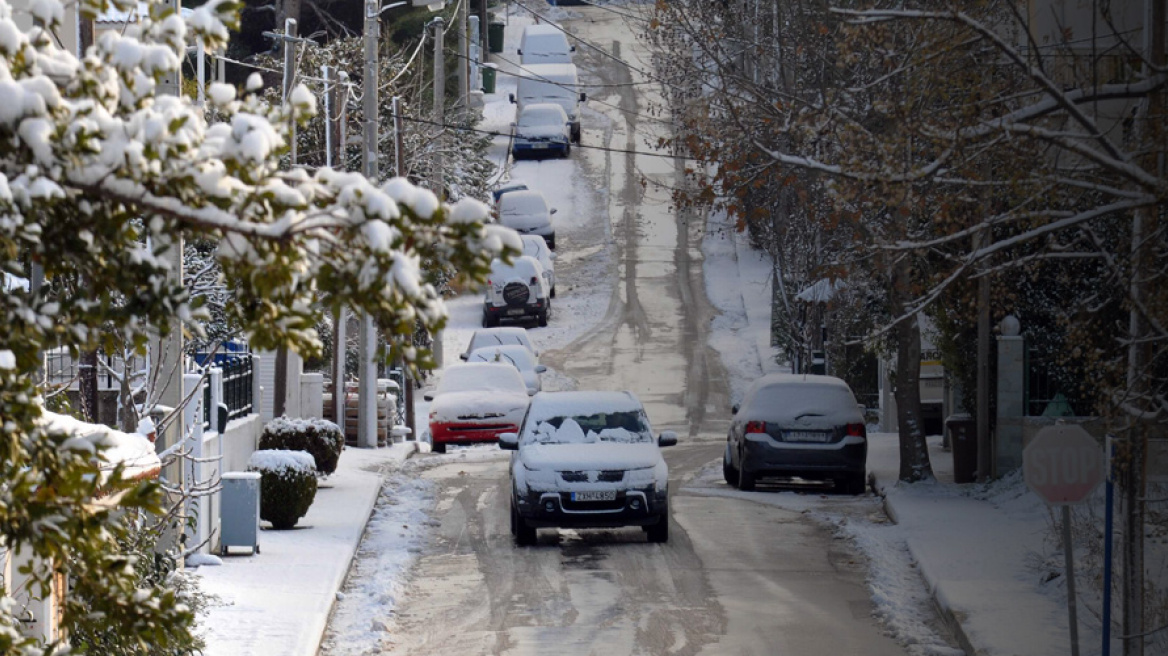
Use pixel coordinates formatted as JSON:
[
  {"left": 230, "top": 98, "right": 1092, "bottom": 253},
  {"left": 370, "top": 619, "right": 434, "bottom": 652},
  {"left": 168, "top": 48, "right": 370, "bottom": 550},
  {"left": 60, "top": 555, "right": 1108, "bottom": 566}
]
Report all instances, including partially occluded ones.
[
  {"left": 357, "top": 0, "right": 381, "bottom": 448},
  {"left": 430, "top": 16, "right": 446, "bottom": 368},
  {"left": 458, "top": 2, "right": 469, "bottom": 105},
  {"left": 390, "top": 95, "right": 416, "bottom": 441},
  {"left": 268, "top": 17, "right": 299, "bottom": 418},
  {"left": 325, "top": 64, "right": 348, "bottom": 440},
  {"left": 283, "top": 18, "right": 299, "bottom": 165}
]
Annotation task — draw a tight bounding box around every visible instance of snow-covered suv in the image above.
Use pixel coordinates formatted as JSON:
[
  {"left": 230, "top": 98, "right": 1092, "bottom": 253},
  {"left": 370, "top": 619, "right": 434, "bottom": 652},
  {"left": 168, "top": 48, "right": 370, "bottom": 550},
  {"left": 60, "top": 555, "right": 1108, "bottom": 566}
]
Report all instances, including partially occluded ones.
[
  {"left": 499, "top": 391, "right": 678, "bottom": 545},
  {"left": 483, "top": 256, "right": 551, "bottom": 327}
]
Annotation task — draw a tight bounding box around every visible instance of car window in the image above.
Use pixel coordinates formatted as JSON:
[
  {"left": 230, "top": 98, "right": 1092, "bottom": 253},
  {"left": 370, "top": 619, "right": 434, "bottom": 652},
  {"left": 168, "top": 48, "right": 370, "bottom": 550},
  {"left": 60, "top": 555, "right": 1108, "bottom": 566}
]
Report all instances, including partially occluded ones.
[
  {"left": 748, "top": 384, "right": 859, "bottom": 418},
  {"left": 500, "top": 193, "right": 548, "bottom": 216},
  {"left": 518, "top": 108, "right": 562, "bottom": 127},
  {"left": 521, "top": 411, "right": 652, "bottom": 446}
]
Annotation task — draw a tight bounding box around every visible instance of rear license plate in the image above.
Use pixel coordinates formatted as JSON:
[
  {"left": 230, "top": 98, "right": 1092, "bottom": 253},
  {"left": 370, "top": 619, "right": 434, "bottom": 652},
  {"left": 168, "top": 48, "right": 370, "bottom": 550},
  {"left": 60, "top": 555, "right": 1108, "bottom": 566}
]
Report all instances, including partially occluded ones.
[
  {"left": 786, "top": 431, "right": 830, "bottom": 442},
  {"left": 532, "top": 143, "right": 548, "bottom": 149},
  {"left": 506, "top": 308, "right": 526, "bottom": 316},
  {"left": 571, "top": 491, "right": 616, "bottom": 502}
]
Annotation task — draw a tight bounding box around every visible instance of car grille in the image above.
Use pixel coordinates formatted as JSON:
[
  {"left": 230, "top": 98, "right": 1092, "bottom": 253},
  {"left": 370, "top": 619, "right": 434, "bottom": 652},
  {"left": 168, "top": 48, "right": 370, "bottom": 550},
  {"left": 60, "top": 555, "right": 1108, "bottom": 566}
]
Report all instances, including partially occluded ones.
[
  {"left": 457, "top": 413, "right": 505, "bottom": 420},
  {"left": 558, "top": 470, "right": 625, "bottom": 483}
]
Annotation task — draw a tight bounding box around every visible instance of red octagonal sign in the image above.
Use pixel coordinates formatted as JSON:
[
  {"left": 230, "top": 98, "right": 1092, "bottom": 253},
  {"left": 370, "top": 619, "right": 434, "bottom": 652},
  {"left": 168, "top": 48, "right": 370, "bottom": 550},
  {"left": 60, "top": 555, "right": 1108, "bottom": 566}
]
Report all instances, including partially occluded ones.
[{"left": 1023, "top": 424, "right": 1104, "bottom": 505}]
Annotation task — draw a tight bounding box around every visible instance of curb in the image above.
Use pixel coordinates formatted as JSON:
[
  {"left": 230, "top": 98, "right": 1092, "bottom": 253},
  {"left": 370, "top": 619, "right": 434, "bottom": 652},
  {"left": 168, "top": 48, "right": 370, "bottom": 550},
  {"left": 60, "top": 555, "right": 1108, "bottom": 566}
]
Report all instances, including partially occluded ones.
[{"left": 874, "top": 474, "right": 978, "bottom": 656}]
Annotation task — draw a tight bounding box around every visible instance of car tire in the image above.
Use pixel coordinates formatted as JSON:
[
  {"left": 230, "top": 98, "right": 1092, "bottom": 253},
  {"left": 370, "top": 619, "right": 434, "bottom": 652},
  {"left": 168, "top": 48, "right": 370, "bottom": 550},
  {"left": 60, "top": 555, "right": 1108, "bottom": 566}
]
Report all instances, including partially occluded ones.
[
  {"left": 550, "top": 285, "right": 556, "bottom": 299},
  {"left": 736, "top": 450, "right": 756, "bottom": 491},
  {"left": 483, "top": 312, "right": 498, "bottom": 328},
  {"left": 509, "top": 499, "right": 519, "bottom": 536},
  {"left": 564, "top": 143, "right": 571, "bottom": 157},
  {"left": 547, "top": 237, "right": 555, "bottom": 250},
  {"left": 538, "top": 307, "right": 549, "bottom": 327},
  {"left": 843, "top": 471, "right": 866, "bottom": 496},
  {"left": 515, "top": 517, "right": 537, "bottom": 546},
  {"left": 646, "top": 516, "right": 669, "bottom": 543},
  {"left": 432, "top": 441, "right": 447, "bottom": 454},
  {"left": 722, "top": 443, "right": 738, "bottom": 486}
]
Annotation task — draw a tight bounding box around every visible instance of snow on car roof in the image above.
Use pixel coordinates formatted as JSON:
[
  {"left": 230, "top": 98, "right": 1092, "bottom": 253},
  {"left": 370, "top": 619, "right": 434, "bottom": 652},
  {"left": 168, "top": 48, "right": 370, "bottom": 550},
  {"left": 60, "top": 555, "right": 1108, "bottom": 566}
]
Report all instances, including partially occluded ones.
[
  {"left": 467, "top": 344, "right": 537, "bottom": 368},
  {"left": 498, "top": 190, "right": 549, "bottom": 215},
  {"left": 437, "top": 362, "right": 527, "bottom": 394},
  {"left": 490, "top": 255, "right": 544, "bottom": 278},
  {"left": 525, "top": 391, "right": 644, "bottom": 423},
  {"left": 464, "top": 327, "right": 534, "bottom": 353}
]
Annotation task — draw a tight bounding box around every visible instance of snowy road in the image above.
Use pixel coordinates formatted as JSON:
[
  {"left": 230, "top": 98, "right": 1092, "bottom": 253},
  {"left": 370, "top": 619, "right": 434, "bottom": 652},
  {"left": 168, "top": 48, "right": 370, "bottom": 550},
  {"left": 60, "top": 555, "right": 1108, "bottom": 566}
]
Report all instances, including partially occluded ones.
[{"left": 320, "top": 6, "right": 922, "bottom": 656}]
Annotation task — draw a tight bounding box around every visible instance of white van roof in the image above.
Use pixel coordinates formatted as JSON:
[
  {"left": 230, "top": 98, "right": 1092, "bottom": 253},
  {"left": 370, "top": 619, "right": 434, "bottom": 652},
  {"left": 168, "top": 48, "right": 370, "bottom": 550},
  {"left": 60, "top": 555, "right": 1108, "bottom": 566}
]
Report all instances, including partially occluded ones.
[
  {"left": 521, "top": 63, "right": 578, "bottom": 83},
  {"left": 522, "top": 24, "right": 563, "bottom": 38}
]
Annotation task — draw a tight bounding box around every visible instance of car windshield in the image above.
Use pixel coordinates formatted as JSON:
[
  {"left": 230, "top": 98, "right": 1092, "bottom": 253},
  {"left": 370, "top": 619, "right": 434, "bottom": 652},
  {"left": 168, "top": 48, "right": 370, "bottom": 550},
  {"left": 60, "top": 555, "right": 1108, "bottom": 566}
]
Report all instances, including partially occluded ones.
[
  {"left": 500, "top": 194, "right": 548, "bottom": 216},
  {"left": 518, "top": 108, "right": 563, "bottom": 128},
  {"left": 468, "top": 347, "right": 535, "bottom": 370},
  {"left": 522, "top": 239, "right": 545, "bottom": 259},
  {"left": 467, "top": 330, "right": 531, "bottom": 353},
  {"left": 522, "top": 412, "right": 652, "bottom": 446}
]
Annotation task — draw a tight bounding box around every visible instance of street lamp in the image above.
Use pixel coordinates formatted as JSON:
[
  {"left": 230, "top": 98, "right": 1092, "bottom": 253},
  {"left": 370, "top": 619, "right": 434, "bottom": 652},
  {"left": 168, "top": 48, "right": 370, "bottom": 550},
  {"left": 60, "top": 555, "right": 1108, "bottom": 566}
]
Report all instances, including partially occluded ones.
[{"left": 367, "top": 0, "right": 408, "bottom": 18}]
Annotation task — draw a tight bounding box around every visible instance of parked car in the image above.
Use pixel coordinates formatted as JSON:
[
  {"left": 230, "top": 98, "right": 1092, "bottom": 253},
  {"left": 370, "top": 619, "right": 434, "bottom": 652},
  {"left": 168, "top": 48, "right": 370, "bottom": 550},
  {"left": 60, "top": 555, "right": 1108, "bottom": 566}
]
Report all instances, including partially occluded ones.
[
  {"left": 518, "top": 23, "right": 575, "bottom": 64},
  {"left": 466, "top": 344, "right": 547, "bottom": 394},
  {"left": 459, "top": 326, "right": 538, "bottom": 361},
  {"left": 424, "top": 362, "right": 531, "bottom": 453},
  {"left": 483, "top": 256, "right": 552, "bottom": 327},
  {"left": 509, "top": 63, "right": 585, "bottom": 143},
  {"left": 499, "top": 390, "right": 678, "bottom": 545},
  {"left": 722, "top": 373, "right": 868, "bottom": 494},
  {"left": 512, "top": 103, "right": 572, "bottom": 160},
  {"left": 520, "top": 234, "right": 556, "bottom": 297},
  {"left": 497, "top": 190, "right": 556, "bottom": 249},
  {"left": 491, "top": 179, "right": 528, "bottom": 204}
]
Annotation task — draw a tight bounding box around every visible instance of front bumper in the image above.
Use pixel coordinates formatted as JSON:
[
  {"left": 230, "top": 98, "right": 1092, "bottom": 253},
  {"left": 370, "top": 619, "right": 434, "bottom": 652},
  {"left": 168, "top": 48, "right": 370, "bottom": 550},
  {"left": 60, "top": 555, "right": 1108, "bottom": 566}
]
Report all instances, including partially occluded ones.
[
  {"left": 430, "top": 421, "right": 518, "bottom": 446},
  {"left": 514, "top": 487, "right": 668, "bottom": 529},
  {"left": 513, "top": 140, "right": 569, "bottom": 158}
]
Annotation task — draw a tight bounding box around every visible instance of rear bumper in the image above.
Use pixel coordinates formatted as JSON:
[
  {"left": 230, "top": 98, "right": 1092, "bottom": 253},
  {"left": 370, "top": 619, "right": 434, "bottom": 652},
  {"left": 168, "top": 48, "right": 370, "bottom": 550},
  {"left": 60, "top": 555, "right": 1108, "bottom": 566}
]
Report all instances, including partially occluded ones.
[
  {"left": 484, "top": 300, "right": 547, "bottom": 321},
  {"left": 515, "top": 488, "right": 667, "bottom": 529},
  {"left": 742, "top": 436, "right": 867, "bottom": 477},
  {"left": 430, "top": 421, "right": 518, "bottom": 445}
]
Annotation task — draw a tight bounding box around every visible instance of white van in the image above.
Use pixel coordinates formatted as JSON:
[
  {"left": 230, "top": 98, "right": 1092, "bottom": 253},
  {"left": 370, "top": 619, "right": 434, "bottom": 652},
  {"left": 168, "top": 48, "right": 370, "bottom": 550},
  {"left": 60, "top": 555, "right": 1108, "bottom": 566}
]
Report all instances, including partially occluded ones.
[
  {"left": 510, "top": 63, "right": 586, "bottom": 143},
  {"left": 518, "top": 24, "right": 574, "bottom": 64}
]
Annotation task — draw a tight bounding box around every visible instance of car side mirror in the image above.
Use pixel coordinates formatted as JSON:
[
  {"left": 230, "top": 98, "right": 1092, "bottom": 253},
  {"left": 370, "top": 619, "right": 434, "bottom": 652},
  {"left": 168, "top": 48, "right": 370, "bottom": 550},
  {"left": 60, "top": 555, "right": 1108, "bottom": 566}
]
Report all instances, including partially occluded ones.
[
  {"left": 511, "top": 121, "right": 517, "bottom": 127},
  {"left": 498, "top": 432, "right": 519, "bottom": 450},
  {"left": 579, "top": 92, "right": 587, "bottom": 102},
  {"left": 549, "top": 208, "right": 558, "bottom": 215},
  {"left": 570, "top": 45, "right": 576, "bottom": 52},
  {"left": 548, "top": 251, "right": 556, "bottom": 259},
  {"left": 535, "top": 365, "right": 547, "bottom": 374},
  {"left": 459, "top": 353, "right": 469, "bottom": 361},
  {"left": 527, "top": 388, "right": 537, "bottom": 396},
  {"left": 517, "top": 49, "right": 523, "bottom": 55},
  {"left": 731, "top": 404, "right": 739, "bottom": 415},
  {"left": 509, "top": 93, "right": 516, "bottom": 104},
  {"left": 658, "top": 431, "right": 678, "bottom": 447},
  {"left": 423, "top": 392, "right": 435, "bottom": 402}
]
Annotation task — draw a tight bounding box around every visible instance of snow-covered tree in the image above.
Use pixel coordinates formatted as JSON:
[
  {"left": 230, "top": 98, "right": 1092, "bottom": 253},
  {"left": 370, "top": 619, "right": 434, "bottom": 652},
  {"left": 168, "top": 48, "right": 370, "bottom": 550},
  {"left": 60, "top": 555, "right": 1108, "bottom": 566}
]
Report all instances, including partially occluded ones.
[{"left": 0, "top": 0, "right": 517, "bottom": 650}]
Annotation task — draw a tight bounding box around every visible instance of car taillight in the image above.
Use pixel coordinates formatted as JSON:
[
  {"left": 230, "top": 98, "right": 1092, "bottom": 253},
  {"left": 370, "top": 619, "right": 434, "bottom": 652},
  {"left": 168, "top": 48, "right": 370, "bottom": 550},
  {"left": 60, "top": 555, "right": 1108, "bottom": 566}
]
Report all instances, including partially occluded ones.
[
  {"left": 530, "top": 276, "right": 538, "bottom": 285},
  {"left": 486, "top": 278, "right": 493, "bottom": 286},
  {"left": 745, "top": 421, "right": 766, "bottom": 434},
  {"left": 846, "top": 423, "right": 866, "bottom": 438}
]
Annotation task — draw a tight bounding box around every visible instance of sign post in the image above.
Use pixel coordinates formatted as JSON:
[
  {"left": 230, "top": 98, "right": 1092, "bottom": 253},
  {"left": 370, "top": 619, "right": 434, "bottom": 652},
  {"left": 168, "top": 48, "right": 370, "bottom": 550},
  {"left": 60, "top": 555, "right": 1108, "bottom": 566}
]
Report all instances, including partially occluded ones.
[{"left": 1023, "top": 424, "right": 1105, "bottom": 656}]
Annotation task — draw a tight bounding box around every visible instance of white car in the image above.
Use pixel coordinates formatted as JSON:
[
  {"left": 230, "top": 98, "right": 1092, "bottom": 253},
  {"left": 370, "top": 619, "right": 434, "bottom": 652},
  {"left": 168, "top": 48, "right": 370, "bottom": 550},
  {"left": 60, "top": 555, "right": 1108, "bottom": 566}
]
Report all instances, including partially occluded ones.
[
  {"left": 497, "top": 191, "right": 556, "bottom": 250},
  {"left": 499, "top": 391, "right": 678, "bottom": 545},
  {"left": 518, "top": 23, "right": 575, "bottom": 64},
  {"left": 520, "top": 234, "right": 556, "bottom": 298},
  {"left": 466, "top": 344, "right": 547, "bottom": 394},
  {"left": 423, "top": 362, "right": 530, "bottom": 454},
  {"left": 512, "top": 103, "right": 571, "bottom": 160},
  {"left": 483, "top": 256, "right": 552, "bottom": 327},
  {"left": 459, "top": 327, "right": 538, "bottom": 361}
]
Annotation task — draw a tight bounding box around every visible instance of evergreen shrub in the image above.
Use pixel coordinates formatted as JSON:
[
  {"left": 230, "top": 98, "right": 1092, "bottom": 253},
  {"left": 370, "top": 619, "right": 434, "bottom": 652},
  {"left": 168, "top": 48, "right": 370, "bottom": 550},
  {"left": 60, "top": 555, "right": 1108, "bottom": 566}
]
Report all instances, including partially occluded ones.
[
  {"left": 259, "top": 415, "right": 345, "bottom": 475},
  {"left": 248, "top": 450, "right": 318, "bottom": 530}
]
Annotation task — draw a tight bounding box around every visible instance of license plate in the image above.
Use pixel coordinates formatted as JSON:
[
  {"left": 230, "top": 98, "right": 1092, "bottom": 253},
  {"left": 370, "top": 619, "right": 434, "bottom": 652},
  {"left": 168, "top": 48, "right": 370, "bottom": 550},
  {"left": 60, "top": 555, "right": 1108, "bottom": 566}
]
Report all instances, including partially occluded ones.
[
  {"left": 506, "top": 308, "right": 526, "bottom": 316},
  {"left": 571, "top": 490, "right": 616, "bottom": 502},
  {"left": 532, "top": 143, "right": 548, "bottom": 149},
  {"left": 786, "top": 431, "right": 830, "bottom": 442}
]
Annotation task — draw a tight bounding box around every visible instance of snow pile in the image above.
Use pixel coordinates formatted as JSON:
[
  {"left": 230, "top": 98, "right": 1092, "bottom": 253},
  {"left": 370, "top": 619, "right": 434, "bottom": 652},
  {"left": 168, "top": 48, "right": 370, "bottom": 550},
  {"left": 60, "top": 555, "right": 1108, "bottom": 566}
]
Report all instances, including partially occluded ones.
[
  {"left": 248, "top": 449, "right": 316, "bottom": 475},
  {"left": 263, "top": 415, "right": 341, "bottom": 439},
  {"left": 38, "top": 409, "right": 161, "bottom": 479},
  {"left": 527, "top": 418, "right": 646, "bottom": 445}
]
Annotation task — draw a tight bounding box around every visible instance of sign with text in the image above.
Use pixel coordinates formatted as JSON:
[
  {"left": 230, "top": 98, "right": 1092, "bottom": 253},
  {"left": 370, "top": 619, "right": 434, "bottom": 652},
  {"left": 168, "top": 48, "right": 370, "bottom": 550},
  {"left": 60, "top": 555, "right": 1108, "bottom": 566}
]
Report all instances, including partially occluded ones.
[{"left": 1024, "top": 424, "right": 1104, "bottom": 505}]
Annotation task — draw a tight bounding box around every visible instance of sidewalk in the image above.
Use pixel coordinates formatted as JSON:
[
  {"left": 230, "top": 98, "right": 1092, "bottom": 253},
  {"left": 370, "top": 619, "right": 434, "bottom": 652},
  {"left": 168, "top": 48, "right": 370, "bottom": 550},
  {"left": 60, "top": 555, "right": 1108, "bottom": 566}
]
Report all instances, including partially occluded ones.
[
  {"left": 193, "top": 442, "right": 419, "bottom": 656},
  {"left": 868, "top": 431, "right": 1085, "bottom": 656}
]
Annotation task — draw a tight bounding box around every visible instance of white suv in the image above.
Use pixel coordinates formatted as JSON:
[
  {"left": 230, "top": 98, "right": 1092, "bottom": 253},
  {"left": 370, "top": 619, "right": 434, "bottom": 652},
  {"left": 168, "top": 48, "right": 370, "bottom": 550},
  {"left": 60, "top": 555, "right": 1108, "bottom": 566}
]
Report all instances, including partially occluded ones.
[
  {"left": 483, "top": 256, "right": 551, "bottom": 327},
  {"left": 499, "top": 391, "right": 678, "bottom": 545}
]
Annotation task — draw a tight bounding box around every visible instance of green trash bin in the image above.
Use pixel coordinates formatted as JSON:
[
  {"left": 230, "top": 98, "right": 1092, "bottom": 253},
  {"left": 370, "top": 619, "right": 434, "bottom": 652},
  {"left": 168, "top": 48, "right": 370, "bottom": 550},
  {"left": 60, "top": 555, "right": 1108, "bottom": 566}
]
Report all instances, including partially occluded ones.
[
  {"left": 481, "top": 64, "right": 497, "bottom": 94},
  {"left": 488, "top": 22, "right": 505, "bottom": 53}
]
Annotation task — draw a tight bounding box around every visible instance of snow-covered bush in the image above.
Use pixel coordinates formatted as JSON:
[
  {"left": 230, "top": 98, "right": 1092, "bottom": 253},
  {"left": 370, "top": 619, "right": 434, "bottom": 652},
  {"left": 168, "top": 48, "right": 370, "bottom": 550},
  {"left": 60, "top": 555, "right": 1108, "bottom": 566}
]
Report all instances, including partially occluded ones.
[
  {"left": 248, "top": 450, "right": 319, "bottom": 529},
  {"left": 259, "top": 415, "right": 345, "bottom": 476}
]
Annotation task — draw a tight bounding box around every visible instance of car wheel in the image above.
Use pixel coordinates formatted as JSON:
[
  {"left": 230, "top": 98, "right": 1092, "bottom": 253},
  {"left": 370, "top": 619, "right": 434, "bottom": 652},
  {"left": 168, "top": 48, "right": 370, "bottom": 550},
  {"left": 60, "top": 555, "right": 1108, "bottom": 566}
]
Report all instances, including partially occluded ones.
[
  {"left": 538, "top": 307, "right": 549, "bottom": 327},
  {"left": 736, "top": 449, "right": 756, "bottom": 491},
  {"left": 646, "top": 516, "right": 669, "bottom": 543},
  {"left": 550, "top": 285, "right": 556, "bottom": 299},
  {"left": 722, "top": 443, "right": 738, "bottom": 485},
  {"left": 564, "top": 143, "right": 571, "bottom": 157},
  {"left": 515, "top": 518, "right": 537, "bottom": 546},
  {"left": 509, "top": 499, "right": 519, "bottom": 536},
  {"left": 843, "top": 471, "right": 867, "bottom": 496},
  {"left": 432, "top": 441, "right": 446, "bottom": 454}
]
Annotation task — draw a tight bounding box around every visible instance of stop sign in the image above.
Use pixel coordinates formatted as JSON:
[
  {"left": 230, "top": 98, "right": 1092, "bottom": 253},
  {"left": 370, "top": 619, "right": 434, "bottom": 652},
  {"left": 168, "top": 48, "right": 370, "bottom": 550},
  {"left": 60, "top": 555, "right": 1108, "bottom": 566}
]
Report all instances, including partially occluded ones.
[{"left": 1024, "top": 424, "right": 1104, "bottom": 505}]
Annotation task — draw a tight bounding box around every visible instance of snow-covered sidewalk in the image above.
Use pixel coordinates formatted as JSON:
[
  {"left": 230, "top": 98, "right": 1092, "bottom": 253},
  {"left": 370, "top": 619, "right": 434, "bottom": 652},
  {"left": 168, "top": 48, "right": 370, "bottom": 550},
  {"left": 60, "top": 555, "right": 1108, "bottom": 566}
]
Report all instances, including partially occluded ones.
[{"left": 193, "top": 442, "right": 420, "bottom": 656}]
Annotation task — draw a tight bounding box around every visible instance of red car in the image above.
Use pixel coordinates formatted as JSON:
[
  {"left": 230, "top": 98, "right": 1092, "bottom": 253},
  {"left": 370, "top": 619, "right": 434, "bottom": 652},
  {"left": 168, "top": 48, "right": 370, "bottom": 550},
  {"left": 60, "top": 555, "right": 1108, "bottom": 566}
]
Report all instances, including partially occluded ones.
[{"left": 424, "top": 363, "right": 532, "bottom": 453}]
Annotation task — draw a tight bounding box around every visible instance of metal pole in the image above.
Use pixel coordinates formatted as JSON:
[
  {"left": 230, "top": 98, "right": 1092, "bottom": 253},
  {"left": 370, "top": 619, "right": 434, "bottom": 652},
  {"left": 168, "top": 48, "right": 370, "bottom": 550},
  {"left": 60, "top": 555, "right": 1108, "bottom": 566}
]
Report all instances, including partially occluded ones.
[
  {"left": 196, "top": 39, "right": 205, "bottom": 107},
  {"left": 431, "top": 17, "right": 446, "bottom": 368},
  {"left": 324, "top": 65, "right": 334, "bottom": 168},
  {"left": 459, "top": 1, "right": 469, "bottom": 105},
  {"left": 358, "top": 0, "right": 381, "bottom": 448},
  {"left": 976, "top": 228, "right": 991, "bottom": 481},
  {"left": 1103, "top": 437, "right": 1115, "bottom": 656},
  {"left": 390, "top": 95, "right": 415, "bottom": 440},
  {"left": 1063, "top": 505, "right": 1081, "bottom": 656},
  {"left": 283, "top": 18, "right": 298, "bottom": 165}
]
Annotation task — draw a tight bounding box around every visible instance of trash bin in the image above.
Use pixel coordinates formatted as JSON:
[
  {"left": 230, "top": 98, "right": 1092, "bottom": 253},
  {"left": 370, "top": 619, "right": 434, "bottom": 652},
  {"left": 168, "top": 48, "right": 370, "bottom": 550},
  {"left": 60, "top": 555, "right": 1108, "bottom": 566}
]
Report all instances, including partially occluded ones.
[
  {"left": 220, "top": 472, "right": 261, "bottom": 555},
  {"left": 946, "top": 414, "right": 977, "bottom": 484},
  {"left": 481, "top": 64, "right": 497, "bottom": 94},
  {"left": 488, "top": 22, "right": 505, "bottom": 53}
]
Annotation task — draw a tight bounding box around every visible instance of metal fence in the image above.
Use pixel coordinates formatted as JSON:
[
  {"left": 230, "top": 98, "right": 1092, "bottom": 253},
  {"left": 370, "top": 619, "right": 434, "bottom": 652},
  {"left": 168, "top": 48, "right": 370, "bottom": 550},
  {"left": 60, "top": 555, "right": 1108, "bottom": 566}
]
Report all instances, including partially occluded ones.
[
  {"left": 44, "top": 349, "right": 137, "bottom": 391},
  {"left": 200, "top": 355, "right": 255, "bottom": 431}
]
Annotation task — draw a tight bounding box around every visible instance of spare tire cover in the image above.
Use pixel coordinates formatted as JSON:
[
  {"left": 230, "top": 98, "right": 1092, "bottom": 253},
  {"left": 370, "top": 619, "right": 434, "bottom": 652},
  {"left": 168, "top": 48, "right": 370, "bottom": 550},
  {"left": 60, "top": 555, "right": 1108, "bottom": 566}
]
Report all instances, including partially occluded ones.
[{"left": 503, "top": 281, "right": 530, "bottom": 307}]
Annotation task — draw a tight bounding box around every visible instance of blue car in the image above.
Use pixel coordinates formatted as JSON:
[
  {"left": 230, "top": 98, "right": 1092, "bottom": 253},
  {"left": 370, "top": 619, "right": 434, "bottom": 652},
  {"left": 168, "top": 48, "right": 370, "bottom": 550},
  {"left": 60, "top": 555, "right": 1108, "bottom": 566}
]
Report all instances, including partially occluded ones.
[{"left": 512, "top": 103, "right": 572, "bottom": 160}]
